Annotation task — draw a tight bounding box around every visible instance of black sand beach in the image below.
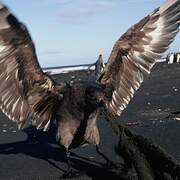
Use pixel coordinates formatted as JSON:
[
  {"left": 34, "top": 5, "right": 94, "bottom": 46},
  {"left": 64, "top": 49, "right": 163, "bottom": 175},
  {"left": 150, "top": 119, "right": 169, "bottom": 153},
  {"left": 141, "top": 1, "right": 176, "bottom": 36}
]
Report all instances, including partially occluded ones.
[{"left": 0, "top": 62, "right": 180, "bottom": 180}]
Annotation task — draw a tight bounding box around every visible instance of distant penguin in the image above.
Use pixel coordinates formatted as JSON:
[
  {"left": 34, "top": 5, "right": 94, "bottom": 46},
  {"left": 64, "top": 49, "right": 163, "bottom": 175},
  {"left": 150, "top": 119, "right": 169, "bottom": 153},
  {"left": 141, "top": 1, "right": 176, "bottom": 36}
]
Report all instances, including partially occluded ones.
[
  {"left": 175, "top": 53, "right": 180, "bottom": 63},
  {"left": 167, "top": 53, "right": 175, "bottom": 64},
  {"left": 94, "top": 54, "right": 105, "bottom": 77},
  {"left": 167, "top": 53, "right": 180, "bottom": 64},
  {"left": 88, "top": 54, "right": 105, "bottom": 78}
]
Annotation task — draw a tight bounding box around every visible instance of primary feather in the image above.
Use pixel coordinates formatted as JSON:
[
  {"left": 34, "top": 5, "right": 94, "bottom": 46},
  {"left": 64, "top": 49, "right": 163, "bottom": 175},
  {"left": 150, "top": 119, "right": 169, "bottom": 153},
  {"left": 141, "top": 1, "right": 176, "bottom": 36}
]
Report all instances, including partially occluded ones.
[
  {"left": 0, "top": 3, "right": 65, "bottom": 131},
  {"left": 98, "top": 0, "right": 180, "bottom": 116}
]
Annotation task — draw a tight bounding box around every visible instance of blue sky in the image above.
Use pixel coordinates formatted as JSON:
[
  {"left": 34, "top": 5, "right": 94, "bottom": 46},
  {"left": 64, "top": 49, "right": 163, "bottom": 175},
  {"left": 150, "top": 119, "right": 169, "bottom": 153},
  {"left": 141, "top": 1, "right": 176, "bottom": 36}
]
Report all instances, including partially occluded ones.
[{"left": 3, "top": 0, "right": 180, "bottom": 67}]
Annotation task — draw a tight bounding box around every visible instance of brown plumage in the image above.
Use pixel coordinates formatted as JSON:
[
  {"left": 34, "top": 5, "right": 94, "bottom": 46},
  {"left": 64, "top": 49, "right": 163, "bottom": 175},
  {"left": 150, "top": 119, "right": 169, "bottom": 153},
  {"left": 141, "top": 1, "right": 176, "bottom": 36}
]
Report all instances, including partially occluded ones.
[{"left": 0, "top": 0, "right": 179, "bottom": 173}]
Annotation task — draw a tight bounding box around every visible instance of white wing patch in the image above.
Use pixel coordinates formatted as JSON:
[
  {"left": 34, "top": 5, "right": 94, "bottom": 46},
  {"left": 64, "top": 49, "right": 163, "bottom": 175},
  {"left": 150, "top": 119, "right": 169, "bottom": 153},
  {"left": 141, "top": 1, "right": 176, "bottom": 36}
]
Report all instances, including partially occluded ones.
[{"left": 106, "top": 0, "right": 179, "bottom": 116}]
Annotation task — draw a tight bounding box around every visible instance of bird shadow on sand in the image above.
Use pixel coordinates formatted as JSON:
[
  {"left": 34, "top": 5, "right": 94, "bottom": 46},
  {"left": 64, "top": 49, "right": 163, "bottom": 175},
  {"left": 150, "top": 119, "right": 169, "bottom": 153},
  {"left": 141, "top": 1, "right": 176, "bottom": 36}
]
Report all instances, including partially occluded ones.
[{"left": 0, "top": 126, "right": 122, "bottom": 180}]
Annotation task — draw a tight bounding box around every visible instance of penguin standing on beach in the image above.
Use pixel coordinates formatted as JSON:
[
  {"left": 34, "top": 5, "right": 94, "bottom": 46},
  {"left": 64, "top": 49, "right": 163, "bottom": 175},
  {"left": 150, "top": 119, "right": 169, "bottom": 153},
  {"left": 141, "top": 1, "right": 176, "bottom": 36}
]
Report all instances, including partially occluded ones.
[
  {"left": 166, "top": 52, "right": 180, "bottom": 64},
  {"left": 88, "top": 54, "right": 105, "bottom": 79}
]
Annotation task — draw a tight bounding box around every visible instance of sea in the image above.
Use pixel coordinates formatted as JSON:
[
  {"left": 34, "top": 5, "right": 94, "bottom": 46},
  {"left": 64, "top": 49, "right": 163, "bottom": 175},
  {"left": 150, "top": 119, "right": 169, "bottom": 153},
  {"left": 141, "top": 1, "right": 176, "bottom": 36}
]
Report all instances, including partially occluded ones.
[{"left": 43, "top": 58, "right": 166, "bottom": 75}]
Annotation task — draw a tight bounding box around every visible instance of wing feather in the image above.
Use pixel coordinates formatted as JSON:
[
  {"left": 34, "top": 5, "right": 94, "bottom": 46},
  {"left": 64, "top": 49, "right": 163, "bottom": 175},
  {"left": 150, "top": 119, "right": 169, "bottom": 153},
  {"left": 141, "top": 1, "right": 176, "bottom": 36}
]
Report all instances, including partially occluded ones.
[
  {"left": 99, "top": 0, "right": 180, "bottom": 116},
  {"left": 0, "top": 3, "right": 65, "bottom": 130}
]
